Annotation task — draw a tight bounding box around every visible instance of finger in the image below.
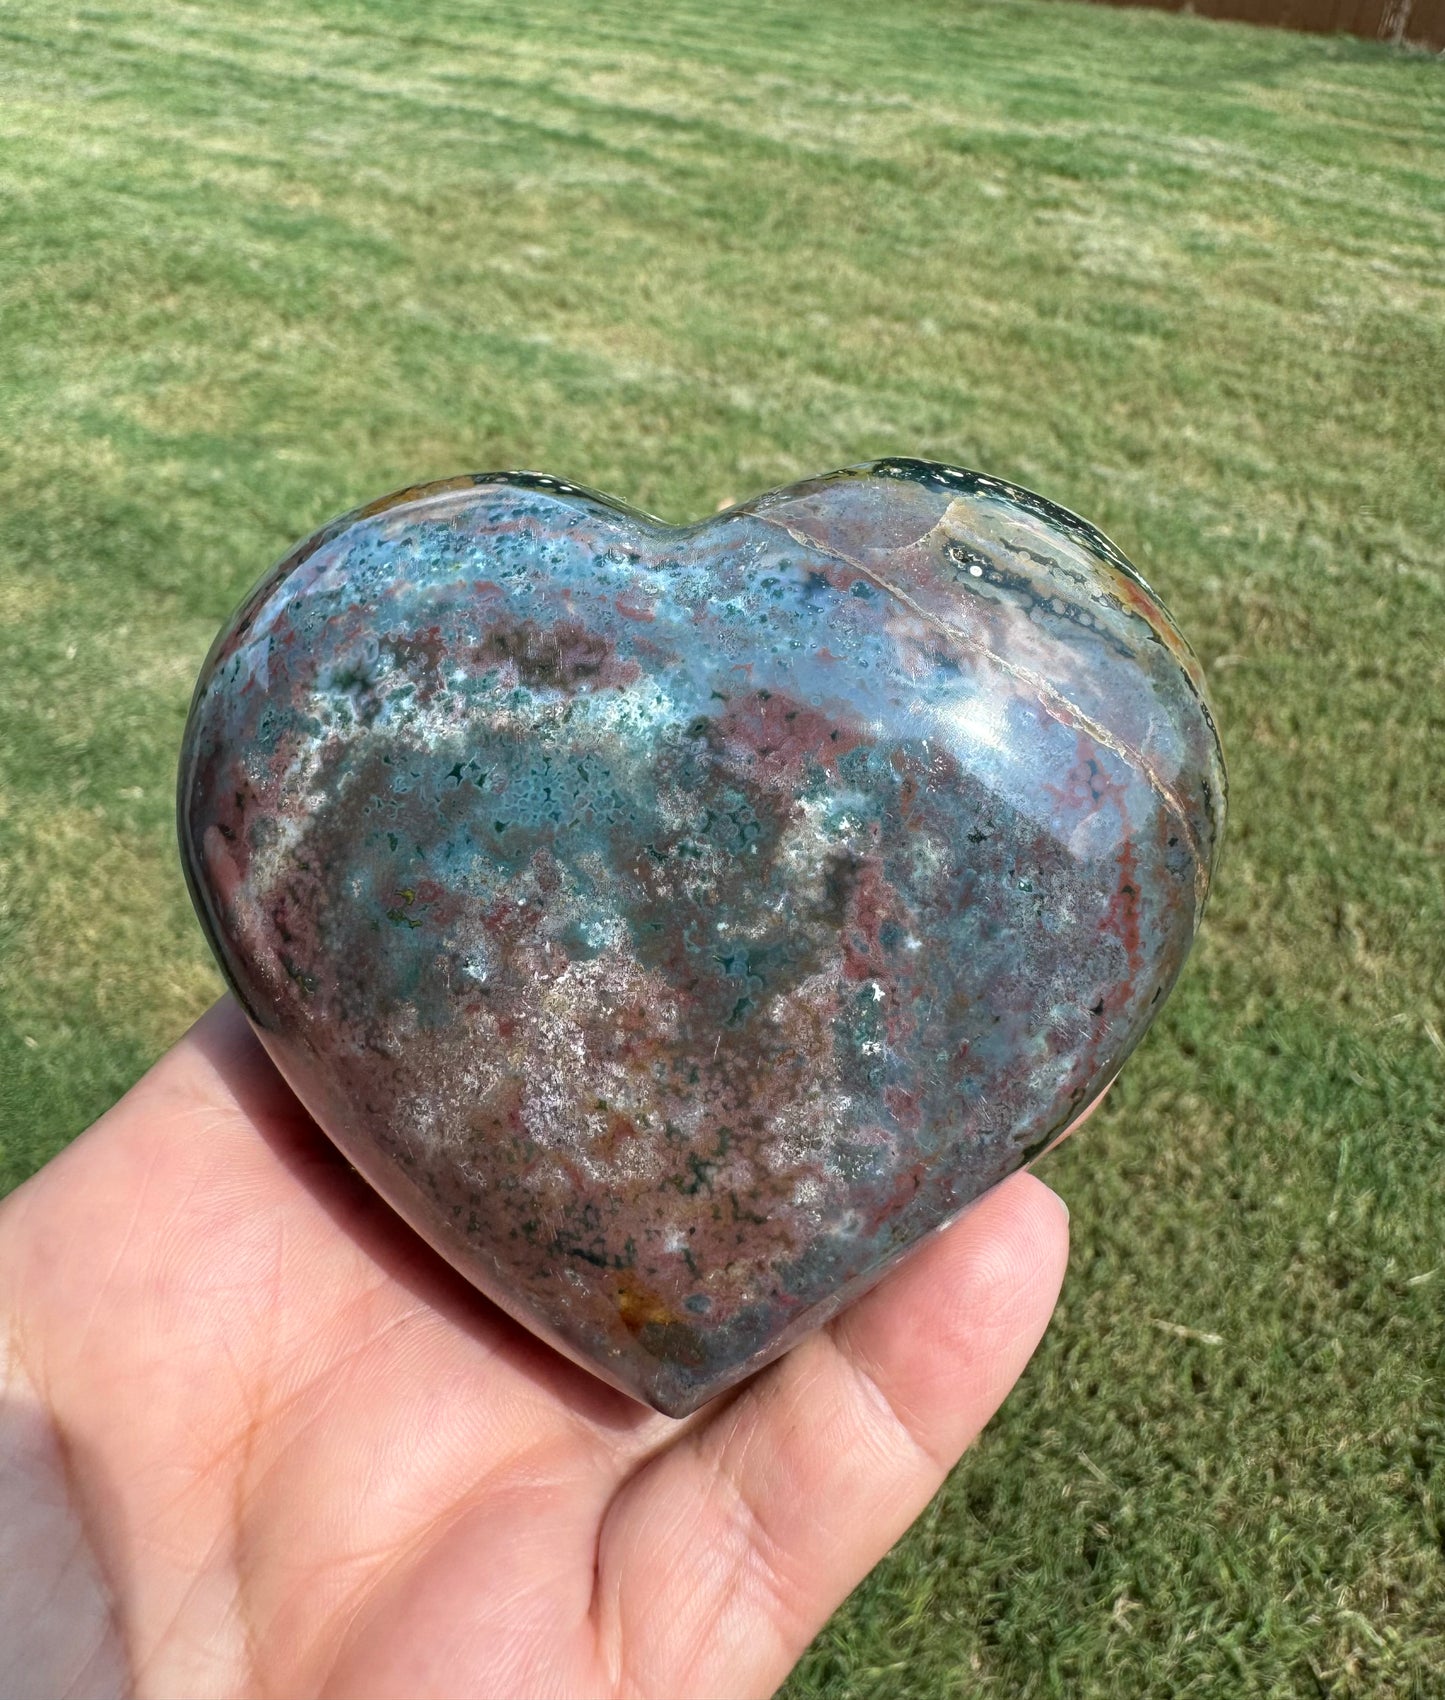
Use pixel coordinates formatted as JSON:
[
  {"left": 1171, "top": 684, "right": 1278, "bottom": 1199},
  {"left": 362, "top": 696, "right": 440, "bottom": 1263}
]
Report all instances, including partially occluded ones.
[{"left": 589, "top": 1171, "right": 1069, "bottom": 1699}]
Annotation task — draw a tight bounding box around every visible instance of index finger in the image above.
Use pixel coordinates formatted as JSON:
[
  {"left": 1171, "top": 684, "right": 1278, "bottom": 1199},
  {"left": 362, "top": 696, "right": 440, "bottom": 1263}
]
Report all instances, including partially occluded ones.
[{"left": 588, "top": 1170, "right": 1070, "bottom": 1699}]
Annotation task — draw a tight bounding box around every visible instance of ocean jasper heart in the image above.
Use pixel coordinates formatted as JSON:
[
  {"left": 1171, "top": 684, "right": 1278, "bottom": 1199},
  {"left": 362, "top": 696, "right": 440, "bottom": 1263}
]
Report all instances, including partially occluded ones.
[{"left": 178, "top": 459, "right": 1225, "bottom": 1416}]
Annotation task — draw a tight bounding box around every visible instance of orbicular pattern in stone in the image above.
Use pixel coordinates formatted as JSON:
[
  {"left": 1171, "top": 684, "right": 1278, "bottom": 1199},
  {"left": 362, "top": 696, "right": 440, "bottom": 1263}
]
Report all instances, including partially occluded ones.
[{"left": 178, "top": 459, "right": 1226, "bottom": 1416}]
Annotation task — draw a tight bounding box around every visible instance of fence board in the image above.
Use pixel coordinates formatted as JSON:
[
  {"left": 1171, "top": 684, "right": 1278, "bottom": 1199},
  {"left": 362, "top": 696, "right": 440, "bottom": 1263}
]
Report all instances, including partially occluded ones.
[{"left": 1084, "top": 0, "right": 1445, "bottom": 48}]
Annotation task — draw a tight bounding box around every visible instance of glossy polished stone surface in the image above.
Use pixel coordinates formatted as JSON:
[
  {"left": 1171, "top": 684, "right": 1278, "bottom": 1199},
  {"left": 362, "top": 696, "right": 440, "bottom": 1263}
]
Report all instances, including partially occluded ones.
[{"left": 178, "top": 460, "right": 1225, "bottom": 1415}]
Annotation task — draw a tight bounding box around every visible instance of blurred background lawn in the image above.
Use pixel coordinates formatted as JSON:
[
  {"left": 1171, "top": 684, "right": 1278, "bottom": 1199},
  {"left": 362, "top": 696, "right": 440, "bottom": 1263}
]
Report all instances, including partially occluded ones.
[{"left": 1, "top": 1, "right": 1442, "bottom": 1694}]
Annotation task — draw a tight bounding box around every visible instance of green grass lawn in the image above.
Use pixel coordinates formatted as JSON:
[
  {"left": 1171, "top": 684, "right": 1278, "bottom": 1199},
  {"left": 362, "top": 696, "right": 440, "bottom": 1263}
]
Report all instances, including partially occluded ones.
[{"left": 1, "top": 0, "right": 1442, "bottom": 1692}]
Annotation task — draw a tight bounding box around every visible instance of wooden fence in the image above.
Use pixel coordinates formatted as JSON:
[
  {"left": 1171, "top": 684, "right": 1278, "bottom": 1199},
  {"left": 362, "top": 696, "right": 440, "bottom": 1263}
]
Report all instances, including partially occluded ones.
[{"left": 1088, "top": 0, "right": 1445, "bottom": 48}]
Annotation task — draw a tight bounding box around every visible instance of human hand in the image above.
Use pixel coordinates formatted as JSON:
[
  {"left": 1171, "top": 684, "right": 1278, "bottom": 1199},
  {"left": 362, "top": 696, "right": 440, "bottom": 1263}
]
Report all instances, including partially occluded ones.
[{"left": 0, "top": 998, "right": 1070, "bottom": 1700}]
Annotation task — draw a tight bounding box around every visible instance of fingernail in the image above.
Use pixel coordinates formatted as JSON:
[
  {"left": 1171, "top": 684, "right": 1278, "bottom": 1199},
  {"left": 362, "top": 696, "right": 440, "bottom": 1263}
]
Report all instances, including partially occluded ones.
[{"left": 1047, "top": 1187, "right": 1069, "bottom": 1224}]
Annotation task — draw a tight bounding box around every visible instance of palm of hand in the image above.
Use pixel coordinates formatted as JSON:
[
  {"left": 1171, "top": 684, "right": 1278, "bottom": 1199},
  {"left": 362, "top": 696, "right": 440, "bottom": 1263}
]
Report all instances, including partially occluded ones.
[{"left": 0, "top": 1001, "right": 1067, "bottom": 1700}]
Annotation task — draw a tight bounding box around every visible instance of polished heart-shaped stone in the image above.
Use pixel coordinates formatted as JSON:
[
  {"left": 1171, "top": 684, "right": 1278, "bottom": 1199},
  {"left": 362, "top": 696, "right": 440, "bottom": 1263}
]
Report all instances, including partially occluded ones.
[{"left": 178, "top": 459, "right": 1225, "bottom": 1415}]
